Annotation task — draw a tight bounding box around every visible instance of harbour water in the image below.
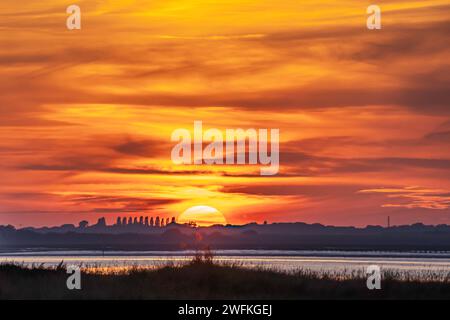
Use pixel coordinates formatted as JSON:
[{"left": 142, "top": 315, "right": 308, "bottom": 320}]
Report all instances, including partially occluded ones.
[{"left": 1, "top": 249, "right": 449, "bottom": 280}]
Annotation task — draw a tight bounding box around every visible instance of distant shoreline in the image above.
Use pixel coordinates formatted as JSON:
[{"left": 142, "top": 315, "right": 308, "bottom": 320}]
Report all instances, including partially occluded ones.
[{"left": 3, "top": 222, "right": 450, "bottom": 252}]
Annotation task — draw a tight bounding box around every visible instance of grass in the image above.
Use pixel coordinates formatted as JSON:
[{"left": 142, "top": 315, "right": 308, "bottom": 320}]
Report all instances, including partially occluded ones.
[{"left": 1, "top": 252, "right": 450, "bottom": 299}]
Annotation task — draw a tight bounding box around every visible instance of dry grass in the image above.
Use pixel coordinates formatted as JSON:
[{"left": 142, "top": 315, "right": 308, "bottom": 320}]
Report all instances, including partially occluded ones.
[{"left": 1, "top": 252, "right": 449, "bottom": 300}]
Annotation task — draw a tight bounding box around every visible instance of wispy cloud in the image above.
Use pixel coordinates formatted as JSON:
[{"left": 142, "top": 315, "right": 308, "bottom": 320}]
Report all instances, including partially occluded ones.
[{"left": 358, "top": 187, "right": 450, "bottom": 210}]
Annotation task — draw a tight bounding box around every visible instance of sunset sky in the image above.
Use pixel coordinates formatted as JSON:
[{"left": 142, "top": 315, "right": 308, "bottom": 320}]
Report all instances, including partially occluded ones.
[{"left": 0, "top": 0, "right": 449, "bottom": 227}]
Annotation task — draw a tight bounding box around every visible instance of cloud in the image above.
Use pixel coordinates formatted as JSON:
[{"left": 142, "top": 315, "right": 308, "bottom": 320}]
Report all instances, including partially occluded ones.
[
  {"left": 0, "top": 192, "right": 181, "bottom": 215},
  {"left": 1, "top": 0, "right": 449, "bottom": 227},
  {"left": 358, "top": 187, "right": 450, "bottom": 210},
  {"left": 425, "top": 131, "right": 450, "bottom": 143},
  {"left": 66, "top": 194, "right": 181, "bottom": 213},
  {"left": 112, "top": 138, "right": 169, "bottom": 157},
  {"left": 221, "top": 184, "right": 365, "bottom": 197}
]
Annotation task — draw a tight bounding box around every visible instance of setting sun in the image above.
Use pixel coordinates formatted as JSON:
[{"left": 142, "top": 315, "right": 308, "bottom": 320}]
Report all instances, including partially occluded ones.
[{"left": 178, "top": 206, "right": 227, "bottom": 227}]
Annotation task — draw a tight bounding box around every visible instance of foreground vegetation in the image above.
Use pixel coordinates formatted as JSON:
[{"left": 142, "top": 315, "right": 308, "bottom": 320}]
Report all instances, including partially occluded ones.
[{"left": 1, "top": 253, "right": 449, "bottom": 299}]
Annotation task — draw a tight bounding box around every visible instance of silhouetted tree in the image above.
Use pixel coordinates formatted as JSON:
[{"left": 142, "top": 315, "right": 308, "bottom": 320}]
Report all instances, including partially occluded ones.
[
  {"left": 144, "top": 217, "right": 149, "bottom": 226},
  {"left": 155, "top": 216, "right": 160, "bottom": 227},
  {"left": 133, "top": 217, "right": 138, "bottom": 225},
  {"left": 128, "top": 217, "right": 133, "bottom": 225},
  {"left": 122, "top": 217, "right": 127, "bottom": 225},
  {"left": 139, "top": 216, "right": 144, "bottom": 225},
  {"left": 150, "top": 217, "right": 154, "bottom": 226},
  {"left": 96, "top": 217, "right": 106, "bottom": 227},
  {"left": 78, "top": 220, "right": 89, "bottom": 229},
  {"left": 171, "top": 217, "right": 176, "bottom": 224},
  {"left": 116, "top": 217, "right": 122, "bottom": 226},
  {"left": 166, "top": 217, "right": 170, "bottom": 226}
]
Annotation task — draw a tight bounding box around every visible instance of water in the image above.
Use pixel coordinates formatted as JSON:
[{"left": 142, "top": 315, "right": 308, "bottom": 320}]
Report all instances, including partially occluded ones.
[{"left": 1, "top": 250, "right": 450, "bottom": 280}]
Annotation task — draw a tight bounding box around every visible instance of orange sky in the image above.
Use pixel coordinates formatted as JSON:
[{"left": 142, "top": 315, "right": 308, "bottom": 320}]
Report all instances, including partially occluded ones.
[{"left": 0, "top": 0, "right": 449, "bottom": 227}]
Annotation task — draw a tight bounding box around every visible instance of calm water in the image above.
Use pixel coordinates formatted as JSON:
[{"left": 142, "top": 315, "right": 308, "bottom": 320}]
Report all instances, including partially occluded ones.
[{"left": 1, "top": 250, "right": 450, "bottom": 279}]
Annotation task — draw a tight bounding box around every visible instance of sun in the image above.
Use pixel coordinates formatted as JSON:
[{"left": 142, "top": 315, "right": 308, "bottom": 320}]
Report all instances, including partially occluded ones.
[{"left": 178, "top": 205, "right": 227, "bottom": 227}]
